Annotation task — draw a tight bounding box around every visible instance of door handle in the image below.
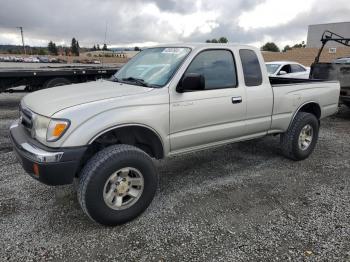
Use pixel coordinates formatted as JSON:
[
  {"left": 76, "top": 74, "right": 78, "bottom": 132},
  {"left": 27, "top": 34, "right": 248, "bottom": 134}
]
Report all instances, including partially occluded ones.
[{"left": 231, "top": 96, "right": 242, "bottom": 104}]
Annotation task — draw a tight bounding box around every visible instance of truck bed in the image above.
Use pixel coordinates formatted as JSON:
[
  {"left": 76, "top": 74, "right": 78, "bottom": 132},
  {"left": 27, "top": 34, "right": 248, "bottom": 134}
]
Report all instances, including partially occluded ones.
[{"left": 269, "top": 77, "right": 326, "bottom": 86}]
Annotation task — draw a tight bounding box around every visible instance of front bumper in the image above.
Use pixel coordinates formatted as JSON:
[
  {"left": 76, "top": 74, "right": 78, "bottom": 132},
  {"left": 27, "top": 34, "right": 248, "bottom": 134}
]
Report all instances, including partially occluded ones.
[{"left": 10, "top": 120, "right": 87, "bottom": 185}]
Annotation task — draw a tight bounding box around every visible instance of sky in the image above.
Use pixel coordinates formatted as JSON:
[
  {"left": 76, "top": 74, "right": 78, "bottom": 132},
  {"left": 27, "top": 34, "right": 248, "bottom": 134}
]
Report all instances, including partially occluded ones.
[{"left": 0, "top": 0, "right": 349, "bottom": 49}]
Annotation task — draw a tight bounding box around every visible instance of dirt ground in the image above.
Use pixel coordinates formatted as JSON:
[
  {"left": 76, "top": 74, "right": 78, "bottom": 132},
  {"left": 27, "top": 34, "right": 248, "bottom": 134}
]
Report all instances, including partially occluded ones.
[{"left": 0, "top": 93, "right": 349, "bottom": 261}]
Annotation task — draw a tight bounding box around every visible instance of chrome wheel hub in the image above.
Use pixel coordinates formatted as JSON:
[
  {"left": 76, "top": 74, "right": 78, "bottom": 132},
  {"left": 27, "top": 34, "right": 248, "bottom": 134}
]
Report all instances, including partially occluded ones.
[
  {"left": 298, "top": 124, "right": 313, "bottom": 151},
  {"left": 103, "top": 167, "right": 144, "bottom": 210}
]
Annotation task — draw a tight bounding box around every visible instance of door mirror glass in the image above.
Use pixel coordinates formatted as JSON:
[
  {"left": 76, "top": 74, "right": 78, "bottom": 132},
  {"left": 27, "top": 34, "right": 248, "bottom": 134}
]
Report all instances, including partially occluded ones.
[{"left": 177, "top": 73, "right": 205, "bottom": 92}]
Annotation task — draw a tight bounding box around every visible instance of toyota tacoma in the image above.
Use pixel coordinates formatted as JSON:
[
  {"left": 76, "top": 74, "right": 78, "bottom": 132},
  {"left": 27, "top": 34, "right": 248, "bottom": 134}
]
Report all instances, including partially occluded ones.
[{"left": 10, "top": 44, "right": 340, "bottom": 226}]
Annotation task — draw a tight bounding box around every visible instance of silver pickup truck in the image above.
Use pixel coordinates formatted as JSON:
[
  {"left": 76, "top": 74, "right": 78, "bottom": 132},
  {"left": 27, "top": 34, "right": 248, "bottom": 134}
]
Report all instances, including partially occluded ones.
[{"left": 10, "top": 44, "right": 340, "bottom": 226}]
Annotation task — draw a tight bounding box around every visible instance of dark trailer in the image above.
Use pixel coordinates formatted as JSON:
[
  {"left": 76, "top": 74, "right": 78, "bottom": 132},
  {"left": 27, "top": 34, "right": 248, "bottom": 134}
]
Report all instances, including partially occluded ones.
[
  {"left": 310, "top": 30, "right": 350, "bottom": 107},
  {"left": 0, "top": 65, "right": 120, "bottom": 93}
]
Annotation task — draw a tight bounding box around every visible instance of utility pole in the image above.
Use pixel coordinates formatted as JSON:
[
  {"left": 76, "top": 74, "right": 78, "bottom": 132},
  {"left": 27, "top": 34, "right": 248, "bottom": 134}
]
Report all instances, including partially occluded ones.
[{"left": 16, "top": 26, "right": 26, "bottom": 55}]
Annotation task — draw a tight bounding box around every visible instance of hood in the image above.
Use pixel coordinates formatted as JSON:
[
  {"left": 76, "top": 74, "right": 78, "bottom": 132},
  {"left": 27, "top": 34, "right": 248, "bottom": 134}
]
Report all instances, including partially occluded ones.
[{"left": 22, "top": 80, "right": 153, "bottom": 116}]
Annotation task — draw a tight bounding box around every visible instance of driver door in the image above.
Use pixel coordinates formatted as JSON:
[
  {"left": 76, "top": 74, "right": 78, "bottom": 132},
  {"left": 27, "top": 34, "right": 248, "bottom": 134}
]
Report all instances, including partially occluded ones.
[{"left": 169, "top": 49, "right": 246, "bottom": 153}]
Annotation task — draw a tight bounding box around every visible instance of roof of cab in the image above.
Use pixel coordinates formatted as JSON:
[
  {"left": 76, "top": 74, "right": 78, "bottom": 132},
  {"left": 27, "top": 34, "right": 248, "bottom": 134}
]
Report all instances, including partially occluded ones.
[{"left": 152, "top": 43, "right": 259, "bottom": 51}]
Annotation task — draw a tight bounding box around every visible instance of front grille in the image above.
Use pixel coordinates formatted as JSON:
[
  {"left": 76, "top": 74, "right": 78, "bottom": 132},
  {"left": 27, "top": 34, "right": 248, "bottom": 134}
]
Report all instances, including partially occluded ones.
[{"left": 19, "top": 104, "right": 33, "bottom": 130}]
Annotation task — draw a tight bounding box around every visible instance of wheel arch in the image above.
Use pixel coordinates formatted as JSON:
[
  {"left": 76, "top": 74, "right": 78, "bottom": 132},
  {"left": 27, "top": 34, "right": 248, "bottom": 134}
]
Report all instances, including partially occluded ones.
[
  {"left": 87, "top": 124, "right": 165, "bottom": 160},
  {"left": 290, "top": 101, "right": 321, "bottom": 128}
]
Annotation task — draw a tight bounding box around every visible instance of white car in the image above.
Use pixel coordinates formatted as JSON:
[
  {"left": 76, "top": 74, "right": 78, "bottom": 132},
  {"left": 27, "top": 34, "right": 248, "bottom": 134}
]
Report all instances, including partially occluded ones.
[
  {"left": 266, "top": 61, "right": 310, "bottom": 79},
  {"left": 23, "top": 56, "right": 40, "bottom": 63}
]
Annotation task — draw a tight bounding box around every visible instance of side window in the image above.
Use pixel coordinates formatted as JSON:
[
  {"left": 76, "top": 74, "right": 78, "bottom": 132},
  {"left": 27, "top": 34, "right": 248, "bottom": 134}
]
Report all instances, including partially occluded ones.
[
  {"left": 280, "top": 65, "right": 291, "bottom": 74},
  {"left": 291, "top": 64, "right": 306, "bottom": 72},
  {"left": 185, "top": 50, "right": 237, "bottom": 90},
  {"left": 239, "top": 49, "right": 262, "bottom": 86}
]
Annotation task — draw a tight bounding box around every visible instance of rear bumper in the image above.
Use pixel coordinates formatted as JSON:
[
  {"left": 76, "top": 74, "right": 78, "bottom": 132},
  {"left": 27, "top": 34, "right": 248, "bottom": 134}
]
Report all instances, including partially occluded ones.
[{"left": 10, "top": 120, "right": 87, "bottom": 185}]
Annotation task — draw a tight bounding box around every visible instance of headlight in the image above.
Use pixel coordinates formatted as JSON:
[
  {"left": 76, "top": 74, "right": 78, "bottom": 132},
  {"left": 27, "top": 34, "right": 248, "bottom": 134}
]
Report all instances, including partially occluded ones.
[
  {"left": 47, "top": 119, "right": 70, "bottom": 142},
  {"left": 31, "top": 114, "right": 70, "bottom": 142},
  {"left": 31, "top": 114, "right": 51, "bottom": 141}
]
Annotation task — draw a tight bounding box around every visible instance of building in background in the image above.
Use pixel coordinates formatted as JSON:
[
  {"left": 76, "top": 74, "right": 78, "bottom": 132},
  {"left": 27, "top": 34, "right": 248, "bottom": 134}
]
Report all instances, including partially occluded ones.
[{"left": 307, "top": 22, "right": 350, "bottom": 48}]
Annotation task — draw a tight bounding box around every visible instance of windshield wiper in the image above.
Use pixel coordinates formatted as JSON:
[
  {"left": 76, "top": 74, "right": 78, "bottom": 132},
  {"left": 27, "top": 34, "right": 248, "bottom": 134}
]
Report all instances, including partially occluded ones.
[
  {"left": 122, "top": 77, "right": 150, "bottom": 87},
  {"left": 110, "top": 75, "right": 120, "bottom": 82}
]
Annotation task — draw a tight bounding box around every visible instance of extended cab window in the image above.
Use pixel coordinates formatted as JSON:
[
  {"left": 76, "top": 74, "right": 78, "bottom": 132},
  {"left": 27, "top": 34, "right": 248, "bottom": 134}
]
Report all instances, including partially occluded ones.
[
  {"left": 185, "top": 50, "right": 237, "bottom": 90},
  {"left": 239, "top": 49, "right": 262, "bottom": 86}
]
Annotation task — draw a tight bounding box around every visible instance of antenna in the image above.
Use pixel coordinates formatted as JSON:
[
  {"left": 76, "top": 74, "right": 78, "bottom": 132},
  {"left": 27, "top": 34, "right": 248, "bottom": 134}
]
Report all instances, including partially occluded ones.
[{"left": 16, "top": 26, "right": 26, "bottom": 55}]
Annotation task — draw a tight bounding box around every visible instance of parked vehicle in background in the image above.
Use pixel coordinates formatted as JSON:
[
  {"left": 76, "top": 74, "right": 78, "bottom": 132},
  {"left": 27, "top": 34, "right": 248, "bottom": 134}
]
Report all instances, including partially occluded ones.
[
  {"left": 10, "top": 43, "right": 340, "bottom": 226},
  {"left": 310, "top": 30, "right": 350, "bottom": 108},
  {"left": 266, "top": 61, "right": 310, "bottom": 79},
  {"left": 0, "top": 65, "right": 119, "bottom": 92},
  {"left": 38, "top": 56, "right": 50, "bottom": 63},
  {"left": 22, "top": 56, "right": 40, "bottom": 63},
  {"left": 333, "top": 57, "right": 350, "bottom": 64}
]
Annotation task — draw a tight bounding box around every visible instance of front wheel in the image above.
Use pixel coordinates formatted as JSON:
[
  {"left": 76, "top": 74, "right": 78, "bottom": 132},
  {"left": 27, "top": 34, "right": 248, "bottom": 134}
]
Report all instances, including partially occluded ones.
[
  {"left": 280, "top": 112, "right": 319, "bottom": 160},
  {"left": 77, "top": 144, "right": 158, "bottom": 226}
]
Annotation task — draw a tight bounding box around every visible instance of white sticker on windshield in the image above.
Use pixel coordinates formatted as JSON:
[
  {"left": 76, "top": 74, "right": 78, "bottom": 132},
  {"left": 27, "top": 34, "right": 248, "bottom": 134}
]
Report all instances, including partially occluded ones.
[{"left": 162, "top": 48, "right": 183, "bottom": 54}]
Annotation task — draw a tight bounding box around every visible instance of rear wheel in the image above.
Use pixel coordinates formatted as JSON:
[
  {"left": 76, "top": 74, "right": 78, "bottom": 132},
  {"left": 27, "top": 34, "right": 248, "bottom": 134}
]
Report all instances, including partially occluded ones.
[
  {"left": 43, "top": 77, "right": 71, "bottom": 89},
  {"left": 280, "top": 112, "right": 319, "bottom": 160},
  {"left": 77, "top": 144, "right": 158, "bottom": 226}
]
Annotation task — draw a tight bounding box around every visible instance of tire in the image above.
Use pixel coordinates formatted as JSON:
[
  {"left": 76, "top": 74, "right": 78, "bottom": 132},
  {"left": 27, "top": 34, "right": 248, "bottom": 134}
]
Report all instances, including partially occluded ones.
[
  {"left": 280, "top": 112, "right": 319, "bottom": 161},
  {"left": 43, "top": 77, "right": 71, "bottom": 89},
  {"left": 77, "top": 144, "right": 158, "bottom": 226}
]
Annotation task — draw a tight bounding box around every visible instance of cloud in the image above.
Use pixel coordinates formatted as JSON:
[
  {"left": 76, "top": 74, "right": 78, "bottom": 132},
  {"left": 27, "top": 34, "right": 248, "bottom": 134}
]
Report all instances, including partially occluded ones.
[{"left": 0, "top": 0, "right": 349, "bottom": 49}]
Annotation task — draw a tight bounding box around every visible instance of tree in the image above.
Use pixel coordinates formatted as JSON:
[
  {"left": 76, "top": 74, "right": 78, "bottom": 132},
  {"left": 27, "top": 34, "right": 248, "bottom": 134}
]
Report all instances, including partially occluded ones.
[
  {"left": 92, "top": 45, "right": 97, "bottom": 51},
  {"left": 70, "top": 38, "right": 80, "bottom": 56},
  {"left": 218, "top": 37, "right": 228, "bottom": 43},
  {"left": 48, "top": 41, "right": 58, "bottom": 55},
  {"left": 97, "top": 44, "right": 100, "bottom": 50},
  {"left": 261, "top": 42, "right": 280, "bottom": 52},
  {"left": 102, "top": 43, "right": 108, "bottom": 51},
  {"left": 134, "top": 46, "right": 141, "bottom": 51},
  {"left": 283, "top": 45, "right": 292, "bottom": 52},
  {"left": 76, "top": 41, "right": 80, "bottom": 56},
  {"left": 205, "top": 37, "right": 229, "bottom": 43},
  {"left": 38, "top": 48, "right": 47, "bottom": 55},
  {"left": 292, "top": 41, "right": 306, "bottom": 48},
  {"left": 64, "top": 47, "right": 70, "bottom": 56}
]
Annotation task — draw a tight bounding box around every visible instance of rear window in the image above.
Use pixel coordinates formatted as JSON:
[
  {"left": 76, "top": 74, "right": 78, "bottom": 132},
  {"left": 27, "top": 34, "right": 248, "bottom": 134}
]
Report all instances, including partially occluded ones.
[{"left": 239, "top": 49, "right": 262, "bottom": 86}]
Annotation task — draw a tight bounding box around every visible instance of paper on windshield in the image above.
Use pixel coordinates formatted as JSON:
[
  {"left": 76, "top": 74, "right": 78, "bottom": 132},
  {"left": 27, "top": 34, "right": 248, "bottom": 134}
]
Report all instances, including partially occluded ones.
[{"left": 161, "top": 48, "right": 186, "bottom": 54}]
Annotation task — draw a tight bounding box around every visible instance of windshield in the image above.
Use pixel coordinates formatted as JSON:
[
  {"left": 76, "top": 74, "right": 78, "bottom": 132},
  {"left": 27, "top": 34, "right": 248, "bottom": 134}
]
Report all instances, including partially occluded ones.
[
  {"left": 113, "top": 47, "right": 191, "bottom": 87},
  {"left": 266, "top": 64, "right": 280, "bottom": 74}
]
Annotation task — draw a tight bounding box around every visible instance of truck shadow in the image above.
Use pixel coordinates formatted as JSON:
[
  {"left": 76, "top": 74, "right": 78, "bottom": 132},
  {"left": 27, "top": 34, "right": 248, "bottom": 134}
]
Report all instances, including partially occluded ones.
[{"left": 334, "top": 104, "right": 350, "bottom": 120}]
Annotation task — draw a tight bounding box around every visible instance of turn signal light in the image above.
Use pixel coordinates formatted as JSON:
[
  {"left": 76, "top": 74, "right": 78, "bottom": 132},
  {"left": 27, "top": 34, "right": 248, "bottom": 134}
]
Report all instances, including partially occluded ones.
[
  {"left": 47, "top": 119, "right": 70, "bottom": 142},
  {"left": 53, "top": 123, "right": 68, "bottom": 137},
  {"left": 33, "top": 163, "right": 39, "bottom": 177}
]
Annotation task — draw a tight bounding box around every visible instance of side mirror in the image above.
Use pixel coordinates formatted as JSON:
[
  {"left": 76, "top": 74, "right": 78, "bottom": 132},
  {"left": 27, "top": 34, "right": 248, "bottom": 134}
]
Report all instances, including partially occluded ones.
[
  {"left": 176, "top": 73, "right": 205, "bottom": 93},
  {"left": 279, "top": 70, "right": 287, "bottom": 75}
]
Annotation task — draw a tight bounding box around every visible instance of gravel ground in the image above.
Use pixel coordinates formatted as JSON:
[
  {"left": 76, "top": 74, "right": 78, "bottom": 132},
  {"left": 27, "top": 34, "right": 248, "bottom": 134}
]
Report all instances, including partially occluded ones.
[{"left": 0, "top": 93, "right": 349, "bottom": 261}]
